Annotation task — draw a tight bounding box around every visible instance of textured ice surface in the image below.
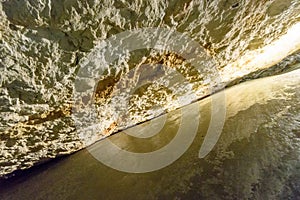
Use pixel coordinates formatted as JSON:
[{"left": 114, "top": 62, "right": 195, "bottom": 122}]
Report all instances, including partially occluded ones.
[
  {"left": 0, "top": 0, "right": 300, "bottom": 177},
  {"left": 0, "top": 69, "right": 299, "bottom": 199}
]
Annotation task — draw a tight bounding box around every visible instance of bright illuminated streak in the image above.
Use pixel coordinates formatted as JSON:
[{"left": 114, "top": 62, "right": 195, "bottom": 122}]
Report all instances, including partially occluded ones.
[{"left": 221, "top": 22, "right": 300, "bottom": 83}]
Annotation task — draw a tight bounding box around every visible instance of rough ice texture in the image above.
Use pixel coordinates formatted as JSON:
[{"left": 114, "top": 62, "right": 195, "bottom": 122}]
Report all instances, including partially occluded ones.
[
  {"left": 0, "top": 0, "right": 300, "bottom": 177},
  {"left": 0, "top": 68, "right": 299, "bottom": 200}
]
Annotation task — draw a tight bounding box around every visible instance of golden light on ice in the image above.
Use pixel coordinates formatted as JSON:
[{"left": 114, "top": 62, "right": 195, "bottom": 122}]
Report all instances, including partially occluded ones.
[{"left": 221, "top": 22, "right": 300, "bottom": 83}]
